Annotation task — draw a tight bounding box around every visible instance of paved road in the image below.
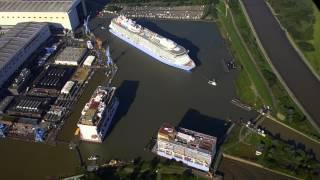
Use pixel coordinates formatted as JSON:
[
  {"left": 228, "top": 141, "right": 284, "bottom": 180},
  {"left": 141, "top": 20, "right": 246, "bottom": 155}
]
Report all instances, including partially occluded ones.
[{"left": 241, "top": 0, "right": 320, "bottom": 128}]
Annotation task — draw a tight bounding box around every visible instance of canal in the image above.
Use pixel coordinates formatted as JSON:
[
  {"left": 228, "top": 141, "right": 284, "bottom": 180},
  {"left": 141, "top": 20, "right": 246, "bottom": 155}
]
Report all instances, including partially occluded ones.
[{"left": 0, "top": 18, "right": 274, "bottom": 179}]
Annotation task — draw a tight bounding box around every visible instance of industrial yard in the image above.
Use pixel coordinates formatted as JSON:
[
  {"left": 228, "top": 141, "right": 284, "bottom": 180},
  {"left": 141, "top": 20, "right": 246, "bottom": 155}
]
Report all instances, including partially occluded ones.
[
  {"left": 0, "top": 24, "right": 115, "bottom": 144},
  {"left": 105, "top": 5, "right": 205, "bottom": 20}
]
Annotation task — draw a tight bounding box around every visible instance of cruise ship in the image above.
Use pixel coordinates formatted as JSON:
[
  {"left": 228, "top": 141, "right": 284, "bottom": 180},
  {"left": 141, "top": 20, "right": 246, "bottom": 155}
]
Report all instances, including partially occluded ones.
[
  {"left": 77, "top": 86, "right": 119, "bottom": 143},
  {"left": 109, "top": 15, "right": 196, "bottom": 71},
  {"left": 154, "top": 123, "right": 217, "bottom": 172}
]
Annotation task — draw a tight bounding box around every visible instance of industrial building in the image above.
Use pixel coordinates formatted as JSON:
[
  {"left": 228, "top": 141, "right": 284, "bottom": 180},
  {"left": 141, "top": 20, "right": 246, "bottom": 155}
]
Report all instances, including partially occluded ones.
[
  {"left": 0, "top": 96, "right": 14, "bottom": 114},
  {"left": 61, "top": 81, "right": 75, "bottom": 95},
  {"left": 8, "top": 68, "right": 32, "bottom": 95},
  {"left": 83, "top": 55, "right": 95, "bottom": 67},
  {"left": 55, "top": 47, "right": 87, "bottom": 66},
  {"left": 155, "top": 123, "right": 217, "bottom": 172},
  {"left": 44, "top": 105, "right": 66, "bottom": 123},
  {"left": 7, "top": 96, "right": 52, "bottom": 118},
  {"left": 0, "top": 0, "right": 87, "bottom": 30},
  {"left": 0, "top": 22, "right": 51, "bottom": 88},
  {"left": 30, "top": 66, "right": 75, "bottom": 97}
]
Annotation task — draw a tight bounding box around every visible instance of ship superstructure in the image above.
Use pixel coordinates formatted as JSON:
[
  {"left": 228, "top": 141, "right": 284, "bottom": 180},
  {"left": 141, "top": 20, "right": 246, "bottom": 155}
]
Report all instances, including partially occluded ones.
[
  {"left": 109, "top": 15, "right": 196, "bottom": 71},
  {"left": 155, "top": 123, "right": 217, "bottom": 171},
  {"left": 77, "top": 86, "right": 119, "bottom": 143}
]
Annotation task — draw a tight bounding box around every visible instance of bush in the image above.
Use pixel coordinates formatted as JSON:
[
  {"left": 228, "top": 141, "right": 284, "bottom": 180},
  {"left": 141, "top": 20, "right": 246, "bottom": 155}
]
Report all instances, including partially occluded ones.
[
  {"left": 267, "top": 0, "right": 315, "bottom": 41},
  {"left": 297, "top": 41, "right": 315, "bottom": 52},
  {"left": 106, "top": 5, "right": 123, "bottom": 12},
  {"left": 262, "top": 69, "right": 277, "bottom": 87}
]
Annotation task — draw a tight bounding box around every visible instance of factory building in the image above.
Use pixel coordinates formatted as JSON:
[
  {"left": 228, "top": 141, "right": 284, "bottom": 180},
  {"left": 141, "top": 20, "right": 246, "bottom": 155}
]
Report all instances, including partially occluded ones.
[
  {"left": 30, "top": 66, "right": 75, "bottom": 97},
  {"left": 8, "top": 68, "right": 33, "bottom": 95},
  {"left": 61, "top": 81, "right": 75, "bottom": 95},
  {"left": 54, "top": 47, "right": 87, "bottom": 66},
  {"left": 0, "top": 22, "right": 51, "bottom": 88},
  {"left": 0, "top": 0, "right": 87, "bottom": 30},
  {"left": 0, "top": 96, "right": 14, "bottom": 114},
  {"left": 83, "top": 55, "right": 95, "bottom": 67},
  {"left": 7, "top": 96, "right": 52, "bottom": 118}
]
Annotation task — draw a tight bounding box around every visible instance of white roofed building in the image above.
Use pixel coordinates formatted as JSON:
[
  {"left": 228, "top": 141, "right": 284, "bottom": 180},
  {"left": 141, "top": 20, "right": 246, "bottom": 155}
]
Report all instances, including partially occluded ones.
[
  {"left": 55, "top": 47, "right": 86, "bottom": 66},
  {"left": 0, "top": 0, "right": 87, "bottom": 30},
  {"left": 83, "top": 55, "right": 95, "bottom": 67},
  {"left": 61, "top": 81, "right": 75, "bottom": 95}
]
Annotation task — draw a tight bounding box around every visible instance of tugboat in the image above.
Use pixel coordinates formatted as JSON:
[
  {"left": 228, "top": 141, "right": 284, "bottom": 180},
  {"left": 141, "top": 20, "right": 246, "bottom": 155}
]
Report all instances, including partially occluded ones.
[
  {"left": 208, "top": 79, "right": 217, "bottom": 86},
  {"left": 88, "top": 155, "right": 99, "bottom": 161}
]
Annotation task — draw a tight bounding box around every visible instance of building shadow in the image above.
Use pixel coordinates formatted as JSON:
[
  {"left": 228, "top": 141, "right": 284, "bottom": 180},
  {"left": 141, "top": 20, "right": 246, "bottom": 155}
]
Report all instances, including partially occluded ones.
[
  {"left": 84, "top": 0, "right": 111, "bottom": 18},
  {"left": 136, "top": 20, "right": 201, "bottom": 66},
  {"left": 106, "top": 80, "right": 139, "bottom": 137},
  {"left": 178, "top": 109, "right": 230, "bottom": 144}
]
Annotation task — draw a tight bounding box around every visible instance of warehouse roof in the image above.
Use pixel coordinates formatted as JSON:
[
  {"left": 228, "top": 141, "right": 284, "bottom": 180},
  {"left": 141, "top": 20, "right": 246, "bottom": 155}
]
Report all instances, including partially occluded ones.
[
  {"left": 55, "top": 47, "right": 86, "bottom": 64},
  {"left": 0, "top": 0, "right": 77, "bottom": 12},
  {"left": 0, "top": 22, "right": 49, "bottom": 69}
]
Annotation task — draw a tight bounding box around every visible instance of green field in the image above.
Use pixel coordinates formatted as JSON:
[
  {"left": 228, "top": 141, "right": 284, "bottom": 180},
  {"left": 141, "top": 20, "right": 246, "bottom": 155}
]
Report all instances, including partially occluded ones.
[
  {"left": 305, "top": 6, "right": 320, "bottom": 76},
  {"left": 267, "top": 0, "right": 320, "bottom": 77},
  {"left": 216, "top": 1, "right": 273, "bottom": 108}
]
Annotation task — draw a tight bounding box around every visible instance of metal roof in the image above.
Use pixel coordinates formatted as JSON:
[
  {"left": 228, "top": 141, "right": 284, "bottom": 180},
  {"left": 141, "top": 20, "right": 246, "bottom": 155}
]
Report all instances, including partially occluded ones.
[
  {"left": 0, "top": 22, "right": 49, "bottom": 69},
  {"left": 55, "top": 47, "right": 86, "bottom": 63},
  {"left": 0, "top": 0, "right": 77, "bottom": 12}
]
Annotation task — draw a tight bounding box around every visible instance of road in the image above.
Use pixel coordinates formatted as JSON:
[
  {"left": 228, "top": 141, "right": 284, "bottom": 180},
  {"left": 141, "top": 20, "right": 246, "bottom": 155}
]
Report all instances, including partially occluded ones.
[{"left": 241, "top": 0, "right": 320, "bottom": 129}]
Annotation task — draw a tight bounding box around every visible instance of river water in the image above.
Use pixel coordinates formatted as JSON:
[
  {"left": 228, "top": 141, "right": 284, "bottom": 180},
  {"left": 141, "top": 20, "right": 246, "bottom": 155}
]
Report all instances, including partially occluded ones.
[{"left": 0, "top": 18, "right": 262, "bottom": 179}]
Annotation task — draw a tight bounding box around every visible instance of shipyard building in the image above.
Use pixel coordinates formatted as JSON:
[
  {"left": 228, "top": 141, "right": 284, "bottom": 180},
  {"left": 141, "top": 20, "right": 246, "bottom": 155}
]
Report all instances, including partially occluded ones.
[
  {"left": 155, "top": 123, "right": 217, "bottom": 172},
  {"left": 0, "top": 22, "right": 51, "bottom": 88},
  {"left": 0, "top": 0, "right": 87, "bottom": 30}
]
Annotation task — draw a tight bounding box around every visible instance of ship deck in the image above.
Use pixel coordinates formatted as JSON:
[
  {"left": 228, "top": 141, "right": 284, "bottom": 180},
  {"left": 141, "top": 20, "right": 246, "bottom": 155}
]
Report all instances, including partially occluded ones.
[
  {"left": 78, "top": 86, "right": 116, "bottom": 126},
  {"left": 112, "top": 20, "right": 187, "bottom": 56}
]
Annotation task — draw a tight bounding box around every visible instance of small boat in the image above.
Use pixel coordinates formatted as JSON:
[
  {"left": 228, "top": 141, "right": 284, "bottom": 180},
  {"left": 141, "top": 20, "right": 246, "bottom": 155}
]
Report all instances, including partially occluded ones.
[
  {"left": 208, "top": 79, "right": 217, "bottom": 86},
  {"left": 88, "top": 155, "right": 99, "bottom": 161}
]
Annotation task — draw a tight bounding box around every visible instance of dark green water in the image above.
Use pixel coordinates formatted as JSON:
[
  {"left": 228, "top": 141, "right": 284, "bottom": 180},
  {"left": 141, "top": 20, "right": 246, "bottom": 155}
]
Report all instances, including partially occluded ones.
[{"left": 0, "top": 19, "right": 259, "bottom": 179}]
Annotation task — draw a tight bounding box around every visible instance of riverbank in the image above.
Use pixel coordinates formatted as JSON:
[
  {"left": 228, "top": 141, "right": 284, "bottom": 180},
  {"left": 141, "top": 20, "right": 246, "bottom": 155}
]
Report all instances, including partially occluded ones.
[
  {"left": 266, "top": 0, "right": 320, "bottom": 79},
  {"left": 215, "top": 2, "right": 272, "bottom": 109},
  {"left": 241, "top": 0, "right": 320, "bottom": 132},
  {"left": 218, "top": 0, "right": 320, "bottom": 140}
]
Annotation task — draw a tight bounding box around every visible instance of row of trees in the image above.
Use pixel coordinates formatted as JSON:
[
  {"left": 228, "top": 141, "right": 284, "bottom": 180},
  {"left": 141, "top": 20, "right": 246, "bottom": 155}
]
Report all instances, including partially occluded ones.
[
  {"left": 260, "top": 137, "right": 320, "bottom": 179},
  {"left": 85, "top": 157, "right": 197, "bottom": 180}
]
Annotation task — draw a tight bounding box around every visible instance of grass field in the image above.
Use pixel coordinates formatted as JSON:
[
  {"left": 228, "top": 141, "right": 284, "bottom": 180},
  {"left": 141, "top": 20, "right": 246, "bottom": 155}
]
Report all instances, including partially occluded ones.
[
  {"left": 267, "top": 0, "right": 320, "bottom": 77},
  {"left": 305, "top": 5, "right": 320, "bottom": 76},
  {"left": 216, "top": 2, "right": 273, "bottom": 108}
]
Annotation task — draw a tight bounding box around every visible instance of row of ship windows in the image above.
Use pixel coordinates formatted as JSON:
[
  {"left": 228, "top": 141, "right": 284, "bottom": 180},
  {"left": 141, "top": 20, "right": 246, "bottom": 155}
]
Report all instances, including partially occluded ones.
[{"left": 1, "top": 16, "right": 65, "bottom": 19}]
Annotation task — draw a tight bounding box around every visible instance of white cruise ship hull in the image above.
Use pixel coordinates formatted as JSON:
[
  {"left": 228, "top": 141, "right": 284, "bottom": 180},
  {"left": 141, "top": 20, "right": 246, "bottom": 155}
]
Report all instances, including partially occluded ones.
[
  {"left": 109, "top": 29, "right": 194, "bottom": 71},
  {"left": 78, "top": 99, "right": 119, "bottom": 143}
]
